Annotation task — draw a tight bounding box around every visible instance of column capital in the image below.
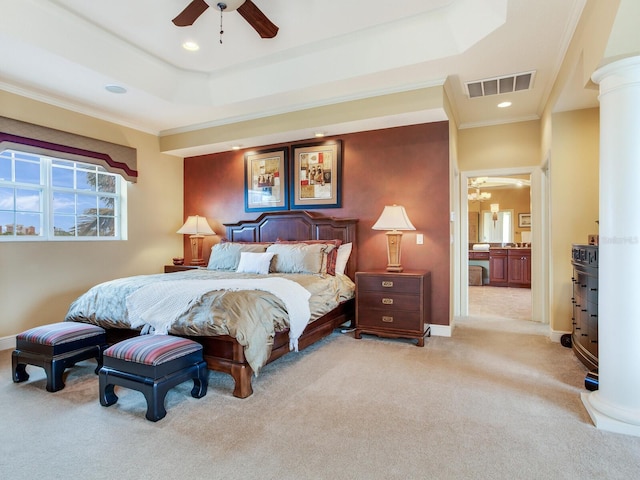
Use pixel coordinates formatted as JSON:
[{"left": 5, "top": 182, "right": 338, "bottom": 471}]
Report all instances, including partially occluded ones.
[{"left": 592, "top": 55, "right": 640, "bottom": 88}]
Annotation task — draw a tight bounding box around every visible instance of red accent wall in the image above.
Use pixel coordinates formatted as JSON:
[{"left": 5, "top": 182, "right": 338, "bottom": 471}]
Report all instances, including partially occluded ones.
[{"left": 184, "top": 121, "right": 451, "bottom": 325}]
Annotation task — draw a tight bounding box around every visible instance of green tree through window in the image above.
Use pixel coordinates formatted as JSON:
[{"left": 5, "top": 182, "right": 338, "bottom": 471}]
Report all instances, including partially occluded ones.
[{"left": 1, "top": 150, "right": 124, "bottom": 240}]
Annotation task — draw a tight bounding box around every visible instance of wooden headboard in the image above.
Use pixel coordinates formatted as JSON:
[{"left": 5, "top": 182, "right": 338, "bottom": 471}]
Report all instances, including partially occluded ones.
[{"left": 224, "top": 211, "right": 358, "bottom": 279}]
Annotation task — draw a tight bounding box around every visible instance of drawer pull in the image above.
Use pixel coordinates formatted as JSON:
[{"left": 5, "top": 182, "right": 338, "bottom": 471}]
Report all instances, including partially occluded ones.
[
  {"left": 381, "top": 281, "right": 394, "bottom": 288},
  {"left": 381, "top": 298, "right": 394, "bottom": 305},
  {"left": 382, "top": 316, "right": 394, "bottom": 323}
]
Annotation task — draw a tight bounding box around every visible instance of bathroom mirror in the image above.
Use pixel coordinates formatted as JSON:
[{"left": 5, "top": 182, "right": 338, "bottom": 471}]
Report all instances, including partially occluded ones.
[{"left": 480, "top": 209, "right": 514, "bottom": 244}]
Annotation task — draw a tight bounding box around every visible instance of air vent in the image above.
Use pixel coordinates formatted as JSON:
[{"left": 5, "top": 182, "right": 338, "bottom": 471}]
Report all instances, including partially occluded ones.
[{"left": 465, "top": 71, "right": 535, "bottom": 98}]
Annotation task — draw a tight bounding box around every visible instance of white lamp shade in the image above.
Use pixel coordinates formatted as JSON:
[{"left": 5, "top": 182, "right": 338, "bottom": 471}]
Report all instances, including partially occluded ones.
[
  {"left": 176, "top": 215, "right": 215, "bottom": 235},
  {"left": 372, "top": 205, "right": 416, "bottom": 231},
  {"left": 490, "top": 203, "right": 500, "bottom": 213}
]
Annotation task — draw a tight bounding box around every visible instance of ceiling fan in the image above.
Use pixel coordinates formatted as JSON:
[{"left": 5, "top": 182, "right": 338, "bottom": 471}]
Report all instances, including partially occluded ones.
[{"left": 173, "top": 0, "right": 279, "bottom": 39}]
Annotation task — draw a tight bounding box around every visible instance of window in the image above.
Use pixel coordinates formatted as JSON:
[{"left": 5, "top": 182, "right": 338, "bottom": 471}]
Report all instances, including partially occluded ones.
[{"left": 0, "top": 149, "right": 126, "bottom": 241}]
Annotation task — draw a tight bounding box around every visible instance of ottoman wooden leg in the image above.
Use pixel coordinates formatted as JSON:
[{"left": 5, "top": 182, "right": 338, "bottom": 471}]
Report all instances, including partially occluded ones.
[
  {"left": 94, "top": 345, "right": 107, "bottom": 375},
  {"left": 12, "top": 352, "right": 29, "bottom": 383},
  {"left": 46, "top": 358, "right": 66, "bottom": 392},
  {"left": 191, "top": 361, "right": 208, "bottom": 399},
  {"left": 99, "top": 371, "right": 119, "bottom": 407},
  {"left": 144, "top": 383, "right": 169, "bottom": 422}
]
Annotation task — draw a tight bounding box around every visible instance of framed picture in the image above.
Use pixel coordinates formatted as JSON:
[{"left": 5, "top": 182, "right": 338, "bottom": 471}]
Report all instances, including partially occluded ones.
[
  {"left": 291, "top": 140, "right": 342, "bottom": 209},
  {"left": 519, "top": 213, "right": 531, "bottom": 228},
  {"left": 244, "top": 148, "right": 288, "bottom": 212}
]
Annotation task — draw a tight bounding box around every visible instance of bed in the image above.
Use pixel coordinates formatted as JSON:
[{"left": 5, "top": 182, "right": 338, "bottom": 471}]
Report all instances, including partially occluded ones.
[{"left": 65, "top": 211, "right": 358, "bottom": 398}]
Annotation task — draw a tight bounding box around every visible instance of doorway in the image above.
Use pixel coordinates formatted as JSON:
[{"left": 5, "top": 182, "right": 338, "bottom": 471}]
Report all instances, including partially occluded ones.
[
  {"left": 459, "top": 166, "right": 547, "bottom": 326},
  {"left": 467, "top": 174, "right": 532, "bottom": 321}
]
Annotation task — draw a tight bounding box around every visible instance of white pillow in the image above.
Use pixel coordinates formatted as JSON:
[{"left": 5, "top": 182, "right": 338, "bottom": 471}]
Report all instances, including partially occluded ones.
[
  {"left": 236, "top": 252, "right": 275, "bottom": 274},
  {"left": 335, "top": 243, "right": 352, "bottom": 276}
]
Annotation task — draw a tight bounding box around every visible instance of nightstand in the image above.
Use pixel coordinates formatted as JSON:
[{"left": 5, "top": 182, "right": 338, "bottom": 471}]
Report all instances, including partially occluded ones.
[
  {"left": 355, "top": 270, "right": 431, "bottom": 346},
  {"left": 164, "top": 265, "right": 200, "bottom": 273}
]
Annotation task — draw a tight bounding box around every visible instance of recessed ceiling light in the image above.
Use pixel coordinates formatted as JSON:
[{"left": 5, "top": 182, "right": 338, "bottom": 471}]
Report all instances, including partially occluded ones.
[
  {"left": 182, "top": 41, "right": 200, "bottom": 52},
  {"left": 314, "top": 132, "right": 326, "bottom": 138},
  {"left": 498, "top": 101, "right": 512, "bottom": 108},
  {"left": 231, "top": 145, "right": 241, "bottom": 150},
  {"left": 105, "top": 84, "right": 127, "bottom": 94}
]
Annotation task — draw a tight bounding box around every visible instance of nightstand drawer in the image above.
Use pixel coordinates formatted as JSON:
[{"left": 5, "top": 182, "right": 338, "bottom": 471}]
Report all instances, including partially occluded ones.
[
  {"left": 356, "top": 275, "right": 421, "bottom": 294},
  {"left": 357, "top": 307, "right": 422, "bottom": 332},
  {"left": 357, "top": 292, "right": 420, "bottom": 312}
]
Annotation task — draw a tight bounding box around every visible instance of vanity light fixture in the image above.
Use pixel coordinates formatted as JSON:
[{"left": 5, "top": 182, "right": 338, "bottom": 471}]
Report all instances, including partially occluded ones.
[{"left": 490, "top": 203, "right": 500, "bottom": 226}]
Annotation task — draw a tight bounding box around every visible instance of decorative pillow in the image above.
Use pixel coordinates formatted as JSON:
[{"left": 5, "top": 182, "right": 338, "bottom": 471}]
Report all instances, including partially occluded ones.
[
  {"left": 275, "top": 239, "right": 342, "bottom": 275},
  {"left": 267, "top": 243, "right": 329, "bottom": 274},
  {"left": 236, "top": 252, "right": 275, "bottom": 274},
  {"left": 334, "top": 242, "right": 353, "bottom": 276},
  {"left": 207, "top": 242, "right": 269, "bottom": 271}
]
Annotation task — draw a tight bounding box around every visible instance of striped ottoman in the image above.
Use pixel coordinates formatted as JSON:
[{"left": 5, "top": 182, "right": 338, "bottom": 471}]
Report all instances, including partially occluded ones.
[
  {"left": 12, "top": 322, "right": 107, "bottom": 392},
  {"left": 99, "top": 335, "right": 208, "bottom": 422}
]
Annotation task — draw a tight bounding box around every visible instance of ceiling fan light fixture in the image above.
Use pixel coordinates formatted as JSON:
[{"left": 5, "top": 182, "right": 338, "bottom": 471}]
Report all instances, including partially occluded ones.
[{"left": 216, "top": 0, "right": 246, "bottom": 12}]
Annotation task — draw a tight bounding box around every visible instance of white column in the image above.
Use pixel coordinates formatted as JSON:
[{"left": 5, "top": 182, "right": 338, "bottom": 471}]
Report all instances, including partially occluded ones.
[{"left": 582, "top": 55, "right": 640, "bottom": 436}]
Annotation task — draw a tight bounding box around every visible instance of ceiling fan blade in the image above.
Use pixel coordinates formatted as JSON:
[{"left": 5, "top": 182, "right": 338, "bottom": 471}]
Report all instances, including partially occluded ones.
[
  {"left": 172, "top": 0, "right": 210, "bottom": 27},
  {"left": 237, "top": 0, "right": 279, "bottom": 38}
]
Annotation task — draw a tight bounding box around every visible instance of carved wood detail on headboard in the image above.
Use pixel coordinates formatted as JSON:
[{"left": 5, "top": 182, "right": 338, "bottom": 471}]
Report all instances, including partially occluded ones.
[{"left": 224, "top": 211, "right": 358, "bottom": 279}]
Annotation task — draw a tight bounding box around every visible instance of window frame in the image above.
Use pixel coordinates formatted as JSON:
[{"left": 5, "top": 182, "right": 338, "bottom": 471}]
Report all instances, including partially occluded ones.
[{"left": 0, "top": 149, "right": 127, "bottom": 242}]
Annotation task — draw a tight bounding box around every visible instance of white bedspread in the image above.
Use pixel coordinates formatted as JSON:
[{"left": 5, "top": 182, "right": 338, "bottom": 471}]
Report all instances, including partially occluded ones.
[{"left": 126, "top": 277, "right": 312, "bottom": 351}]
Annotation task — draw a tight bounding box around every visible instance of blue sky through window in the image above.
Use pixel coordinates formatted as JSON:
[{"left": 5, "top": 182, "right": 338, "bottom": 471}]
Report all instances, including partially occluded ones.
[{"left": 1, "top": 149, "right": 120, "bottom": 239}]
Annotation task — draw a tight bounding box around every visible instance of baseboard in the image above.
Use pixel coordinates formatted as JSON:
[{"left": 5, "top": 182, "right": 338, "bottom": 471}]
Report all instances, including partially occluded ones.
[
  {"left": 429, "top": 324, "right": 452, "bottom": 337},
  {"left": 0, "top": 335, "right": 16, "bottom": 351},
  {"left": 549, "top": 329, "right": 570, "bottom": 344}
]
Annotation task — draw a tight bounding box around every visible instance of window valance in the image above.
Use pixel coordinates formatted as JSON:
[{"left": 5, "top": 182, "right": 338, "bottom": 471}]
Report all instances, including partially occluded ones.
[{"left": 0, "top": 116, "right": 138, "bottom": 182}]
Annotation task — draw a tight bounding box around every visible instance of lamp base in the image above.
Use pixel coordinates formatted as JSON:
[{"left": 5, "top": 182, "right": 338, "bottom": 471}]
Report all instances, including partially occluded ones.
[
  {"left": 386, "top": 265, "right": 404, "bottom": 273},
  {"left": 385, "top": 231, "right": 404, "bottom": 273},
  {"left": 188, "top": 234, "right": 206, "bottom": 266}
]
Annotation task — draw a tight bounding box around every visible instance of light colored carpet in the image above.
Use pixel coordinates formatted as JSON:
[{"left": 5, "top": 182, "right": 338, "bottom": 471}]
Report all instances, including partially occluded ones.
[
  {"left": 469, "top": 285, "right": 532, "bottom": 321},
  {"left": 2, "top": 315, "right": 640, "bottom": 479}
]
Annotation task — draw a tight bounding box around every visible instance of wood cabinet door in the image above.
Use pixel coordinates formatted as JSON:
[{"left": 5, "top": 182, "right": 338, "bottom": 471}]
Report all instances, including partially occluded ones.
[
  {"left": 489, "top": 254, "right": 508, "bottom": 285},
  {"left": 507, "top": 251, "right": 531, "bottom": 287}
]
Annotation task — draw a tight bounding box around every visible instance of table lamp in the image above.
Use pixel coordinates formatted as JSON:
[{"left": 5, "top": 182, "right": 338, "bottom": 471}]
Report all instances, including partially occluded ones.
[
  {"left": 372, "top": 205, "right": 415, "bottom": 272},
  {"left": 176, "top": 215, "right": 215, "bottom": 266}
]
